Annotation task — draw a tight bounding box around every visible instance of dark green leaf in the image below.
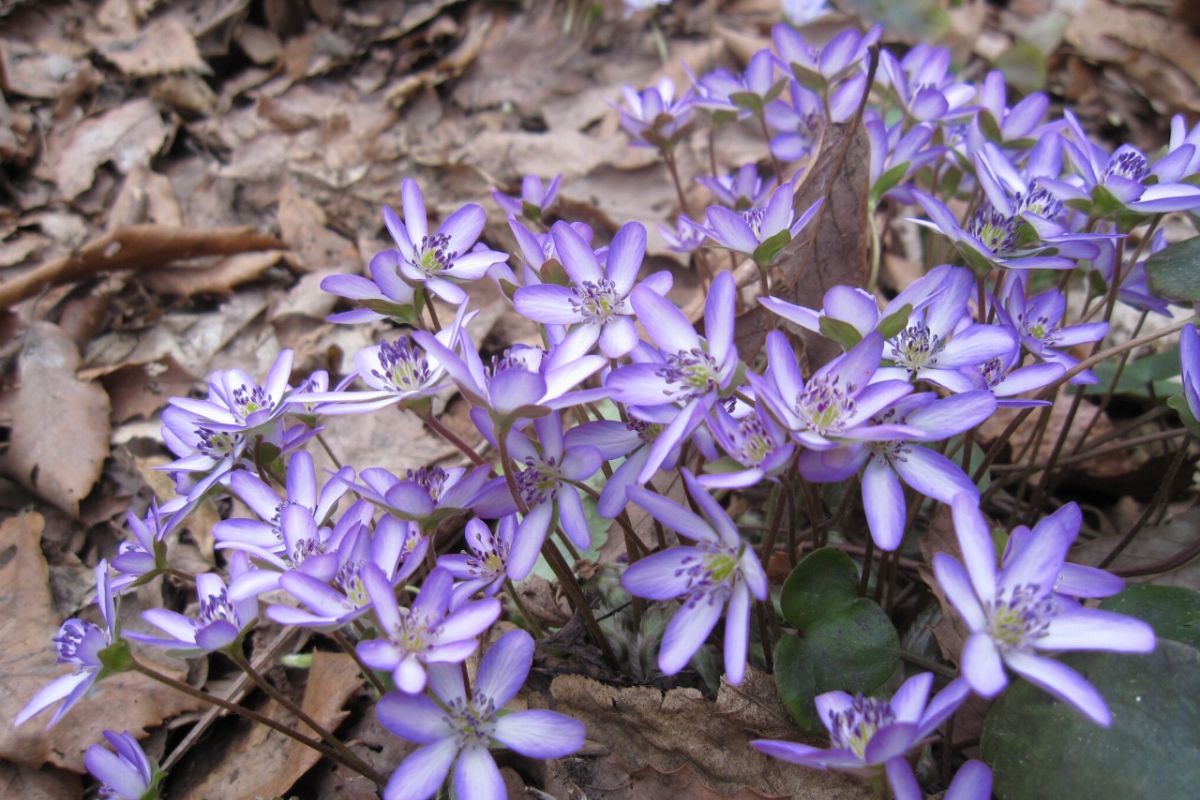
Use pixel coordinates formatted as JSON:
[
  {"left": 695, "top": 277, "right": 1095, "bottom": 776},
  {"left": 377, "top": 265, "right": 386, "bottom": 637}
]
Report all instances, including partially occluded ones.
[
  {"left": 877, "top": 304, "right": 913, "bottom": 340},
  {"left": 818, "top": 316, "right": 864, "bottom": 352},
  {"left": 870, "top": 162, "right": 911, "bottom": 207},
  {"left": 773, "top": 635, "right": 820, "bottom": 728},
  {"left": 982, "top": 642, "right": 1200, "bottom": 800},
  {"left": 805, "top": 598, "right": 900, "bottom": 691},
  {"left": 729, "top": 91, "right": 764, "bottom": 115},
  {"left": 1084, "top": 346, "right": 1181, "bottom": 399},
  {"left": 753, "top": 229, "right": 793, "bottom": 267},
  {"left": 1100, "top": 583, "right": 1200, "bottom": 650},
  {"left": 1146, "top": 235, "right": 1200, "bottom": 302},
  {"left": 780, "top": 547, "right": 860, "bottom": 629},
  {"left": 1167, "top": 393, "right": 1200, "bottom": 435}
]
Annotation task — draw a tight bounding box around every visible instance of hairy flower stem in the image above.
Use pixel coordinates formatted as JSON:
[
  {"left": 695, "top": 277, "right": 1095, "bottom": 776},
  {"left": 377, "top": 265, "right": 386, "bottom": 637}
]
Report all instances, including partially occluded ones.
[
  {"left": 422, "top": 287, "right": 442, "bottom": 331},
  {"left": 1098, "top": 433, "right": 1193, "bottom": 568},
  {"left": 227, "top": 648, "right": 380, "bottom": 781},
  {"left": 328, "top": 629, "right": 387, "bottom": 696},
  {"left": 757, "top": 483, "right": 785, "bottom": 563},
  {"left": 418, "top": 409, "right": 489, "bottom": 467},
  {"left": 497, "top": 430, "right": 616, "bottom": 665},
  {"left": 315, "top": 432, "right": 343, "bottom": 469},
  {"left": 505, "top": 579, "right": 546, "bottom": 639},
  {"left": 756, "top": 111, "right": 784, "bottom": 185},
  {"left": 131, "top": 657, "right": 386, "bottom": 787}
]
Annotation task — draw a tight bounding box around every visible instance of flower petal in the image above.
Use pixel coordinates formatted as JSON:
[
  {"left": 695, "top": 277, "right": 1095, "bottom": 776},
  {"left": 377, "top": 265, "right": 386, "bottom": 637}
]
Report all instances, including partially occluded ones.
[
  {"left": 383, "top": 737, "right": 457, "bottom": 800},
  {"left": 377, "top": 692, "right": 454, "bottom": 744},
  {"left": 453, "top": 747, "right": 505, "bottom": 800},
  {"left": 494, "top": 710, "right": 586, "bottom": 758},
  {"left": 1004, "top": 649, "right": 1111, "bottom": 725}
]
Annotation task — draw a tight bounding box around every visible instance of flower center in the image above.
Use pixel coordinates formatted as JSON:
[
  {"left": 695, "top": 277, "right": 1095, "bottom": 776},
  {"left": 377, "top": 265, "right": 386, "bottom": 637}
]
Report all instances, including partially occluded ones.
[
  {"left": 196, "top": 427, "right": 239, "bottom": 458},
  {"left": 54, "top": 619, "right": 106, "bottom": 666},
  {"left": 515, "top": 457, "right": 559, "bottom": 507},
  {"left": 375, "top": 337, "right": 432, "bottom": 391},
  {"left": 570, "top": 279, "right": 621, "bottom": 323},
  {"left": 827, "top": 696, "right": 897, "bottom": 759},
  {"left": 390, "top": 606, "right": 438, "bottom": 654},
  {"left": 626, "top": 418, "right": 663, "bottom": 444},
  {"left": 405, "top": 466, "right": 448, "bottom": 501},
  {"left": 657, "top": 348, "right": 721, "bottom": 400},
  {"left": 743, "top": 207, "right": 767, "bottom": 240},
  {"left": 988, "top": 583, "right": 1054, "bottom": 650},
  {"left": 1104, "top": 151, "right": 1148, "bottom": 183},
  {"left": 890, "top": 321, "right": 942, "bottom": 370},
  {"left": 969, "top": 205, "right": 1018, "bottom": 254},
  {"left": 444, "top": 694, "right": 498, "bottom": 749},
  {"left": 198, "top": 588, "right": 241, "bottom": 629},
  {"left": 334, "top": 561, "right": 370, "bottom": 609},
  {"left": 1016, "top": 186, "right": 1063, "bottom": 221},
  {"left": 673, "top": 543, "right": 741, "bottom": 602},
  {"left": 980, "top": 357, "right": 1005, "bottom": 388},
  {"left": 735, "top": 417, "right": 773, "bottom": 465},
  {"left": 416, "top": 233, "right": 456, "bottom": 275},
  {"left": 796, "top": 375, "right": 857, "bottom": 435}
]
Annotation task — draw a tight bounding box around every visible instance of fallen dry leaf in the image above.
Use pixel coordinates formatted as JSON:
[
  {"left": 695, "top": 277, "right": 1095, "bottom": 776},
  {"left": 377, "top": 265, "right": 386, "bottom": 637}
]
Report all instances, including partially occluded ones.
[
  {"left": 276, "top": 184, "right": 358, "bottom": 273},
  {"left": 179, "top": 651, "right": 363, "bottom": 800},
  {"left": 0, "top": 759, "right": 81, "bottom": 800},
  {"left": 1, "top": 322, "right": 110, "bottom": 515},
  {"left": 619, "top": 764, "right": 787, "bottom": 799},
  {"left": 550, "top": 669, "right": 871, "bottom": 799},
  {"left": 0, "top": 512, "right": 205, "bottom": 772},
  {"left": 141, "top": 251, "right": 284, "bottom": 297},
  {"left": 46, "top": 98, "right": 170, "bottom": 200},
  {"left": 91, "top": 15, "right": 208, "bottom": 77},
  {"left": 1073, "top": 507, "right": 1200, "bottom": 591},
  {"left": 0, "top": 224, "right": 284, "bottom": 309},
  {"left": 0, "top": 40, "right": 101, "bottom": 100},
  {"left": 94, "top": 355, "right": 197, "bottom": 424},
  {"left": 978, "top": 394, "right": 1126, "bottom": 482},
  {"left": 107, "top": 167, "right": 184, "bottom": 229}
]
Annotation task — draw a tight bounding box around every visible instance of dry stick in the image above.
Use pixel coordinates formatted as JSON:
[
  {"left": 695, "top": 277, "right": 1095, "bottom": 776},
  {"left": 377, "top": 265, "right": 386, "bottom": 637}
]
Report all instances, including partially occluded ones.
[
  {"left": 1098, "top": 433, "right": 1193, "bottom": 569},
  {"left": 0, "top": 224, "right": 285, "bottom": 309},
  {"left": 132, "top": 657, "right": 386, "bottom": 787},
  {"left": 160, "top": 628, "right": 302, "bottom": 771},
  {"left": 990, "top": 428, "right": 1188, "bottom": 473},
  {"left": 497, "top": 432, "right": 617, "bottom": 665},
  {"left": 227, "top": 648, "right": 381, "bottom": 782},
  {"left": 1066, "top": 309, "right": 1150, "bottom": 458},
  {"left": 1113, "top": 530, "right": 1200, "bottom": 577},
  {"left": 757, "top": 110, "right": 785, "bottom": 184},
  {"left": 328, "top": 629, "right": 387, "bottom": 696},
  {"left": 972, "top": 317, "right": 1197, "bottom": 484},
  {"left": 1004, "top": 404, "right": 1053, "bottom": 524}
]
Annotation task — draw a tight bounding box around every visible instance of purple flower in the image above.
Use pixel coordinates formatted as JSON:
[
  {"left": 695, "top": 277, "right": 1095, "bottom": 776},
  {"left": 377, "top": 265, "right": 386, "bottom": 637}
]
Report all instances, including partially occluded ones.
[
  {"left": 321, "top": 248, "right": 419, "bottom": 325},
  {"left": 999, "top": 507, "right": 1125, "bottom": 601},
  {"left": 878, "top": 43, "right": 975, "bottom": 123},
  {"left": 1183, "top": 324, "right": 1200, "bottom": 425},
  {"left": 474, "top": 412, "right": 602, "bottom": 579},
  {"left": 700, "top": 401, "right": 795, "bottom": 489},
  {"left": 771, "top": 24, "right": 880, "bottom": 120},
  {"left": 1163, "top": 113, "right": 1200, "bottom": 182},
  {"left": 978, "top": 346, "right": 1065, "bottom": 407},
  {"left": 514, "top": 221, "right": 673, "bottom": 359},
  {"left": 266, "top": 515, "right": 428, "bottom": 629},
  {"left": 969, "top": 69, "right": 1049, "bottom": 149},
  {"left": 934, "top": 496, "right": 1155, "bottom": 724},
  {"left": 865, "top": 111, "right": 944, "bottom": 204},
  {"left": 606, "top": 271, "right": 740, "bottom": 483},
  {"left": 618, "top": 77, "right": 694, "bottom": 149},
  {"left": 384, "top": 178, "right": 508, "bottom": 305},
  {"left": 701, "top": 182, "right": 822, "bottom": 267},
  {"left": 85, "top": 731, "right": 162, "bottom": 800},
  {"left": 111, "top": 497, "right": 184, "bottom": 593},
  {"left": 357, "top": 566, "right": 500, "bottom": 693},
  {"left": 993, "top": 273, "right": 1108, "bottom": 384},
  {"left": 799, "top": 391, "right": 996, "bottom": 550},
  {"left": 748, "top": 330, "right": 917, "bottom": 451},
  {"left": 752, "top": 673, "right": 970, "bottom": 800},
  {"left": 697, "top": 163, "right": 776, "bottom": 209},
  {"left": 658, "top": 214, "right": 707, "bottom": 254},
  {"left": 693, "top": 49, "right": 783, "bottom": 117},
  {"left": 127, "top": 555, "right": 257, "bottom": 655},
  {"left": 765, "top": 80, "right": 825, "bottom": 161},
  {"left": 621, "top": 470, "right": 768, "bottom": 684},
  {"left": 351, "top": 464, "right": 493, "bottom": 532},
  {"left": 376, "top": 629, "right": 584, "bottom": 800},
  {"left": 439, "top": 516, "right": 515, "bottom": 608},
  {"left": 946, "top": 759, "right": 993, "bottom": 800},
  {"left": 492, "top": 174, "right": 561, "bottom": 221},
  {"left": 16, "top": 561, "right": 119, "bottom": 728}
]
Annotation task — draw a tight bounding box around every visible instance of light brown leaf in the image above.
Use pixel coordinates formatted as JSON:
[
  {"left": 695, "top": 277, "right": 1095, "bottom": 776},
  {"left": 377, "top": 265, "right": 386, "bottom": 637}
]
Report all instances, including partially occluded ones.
[
  {"left": 0, "top": 759, "right": 81, "bottom": 800},
  {"left": 1, "top": 323, "right": 110, "bottom": 515},
  {"left": 141, "top": 251, "right": 284, "bottom": 297},
  {"left": 0, "top": 513, "right": 205, "bottom": 771},
  {"left": 0, "top": 40, "right": 101, "bottom": 101},
  {"left": 95, "top": 355, "right": 197, "bottom": 424},
  {"left": 92, "top": 16, "right": 208, "bottom": 77},
  {"left": 180, "top": 651, "right": 363, "bottom": 800},
  {"left": 48, "top": 98, "right": 170, "bottom": 199},
  {"left": 276, "top": 184, "right": 358, "bottom": 274}
]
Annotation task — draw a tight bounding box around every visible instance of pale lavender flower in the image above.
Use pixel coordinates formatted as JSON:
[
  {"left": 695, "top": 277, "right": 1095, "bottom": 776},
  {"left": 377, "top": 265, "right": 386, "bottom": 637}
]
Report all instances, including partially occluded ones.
[
  {"left": 878, "top": 43, "right": 975, "bottom": 123},
  {"left": 321, "top": 248, "right": 418, "bottom": 325},
  {"left": 606, "top": 271, "right": 740, "bottom": 483},
  {"left": 621, "top": 470, "right": 768, "bottom": 684},
  {"left": 865, "top": 111, "right": 944, "bottom": 204},
  {"left": 384, "top": 178, "right": 508, "bottom": 305},
  {"left": 85, "top": 731, "right": 162, "bottom": 800},
  {"left": 1163, "top": 113, "right": 1200, "bottom": 182},
  {"left": 977, "top": 346, "right": 1065, "bottom": 407},
  {"left": 697, "top": 163, "right": 776, "bottom": 209},
  {"left": 700, "top": 401, "right": 795, "bottom": 489},
  {"left": 752, "top": 673, "right": 970, "bottom": 800},
  {"left": 799, "top": 391, "right": 996, "bottom": 550},
  {"left": 946, "top": 759, "right": 993, "bottom": 800},
  {"left": 934, "top": 496, "right": 1155, "bottom": 724},
  {"left": 350, "top": 464, "right": 493, "bottom": 533},
  {"left": 993, "top": 273, "right": 1108, "bottom": 384},
  {"left": 765, "top": 80, "right": 825, "bottom": 160},
  {"left": 618, "top": 77, "right": 694, "bottom": 149},
  {"left": 700, "top": 182, "right": 823, "bottom": 267},
  {"left": 771, "top": 24, "right": 881, "bottom": 120},
  {"left": 658, "top": 214, "right": 707, "bottom": 254},
  {"left": 492, "top": 174, "right": 561, "bottom": 221},
  {"left": 999, "top": 505, "right": 1125, "bottom": 601},
  {"left": 693, "top": 49, "right": 783, "bottom": 117},
  {"left": 439, "top": 516, "right": 515, "bottom": 608},
  {"left": 357, "top": 566, "right": 501, "bottom": 694},
  {"left": 969, "top": 69, "right": 1049, "bottom": 150},
  {"left": 376, "top": 629, "right": 584, "bottom": 800},
  {"left": 514, "top": 221, "right": 673, "bottom": 359},
  {"left": 127, "top": 554, "right": 257, "bottom": 655},
  {"left": 747, "top": 330, "right": 918, "bottom": 451},
  {"left": 266, "top": 515, "right": 427, "bottom": 629},
  {"left": 1181, "top": 323, "right": 1200, "bottom": 425},
  {"left": 16, "top": 561, "right": 119, "bottom": 728},
  {"left": 111, "top": 497, "right": 185, "bottom": 593},
  {"left": 474, "top": 412, "right": 602, "bottom": 579}
]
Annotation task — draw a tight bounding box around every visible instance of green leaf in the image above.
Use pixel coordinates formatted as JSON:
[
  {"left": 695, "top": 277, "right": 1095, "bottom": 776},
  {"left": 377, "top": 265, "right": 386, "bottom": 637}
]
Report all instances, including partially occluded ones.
[
  {"left": 876, "top": 304, "right": 913, "bottom": 340},
  {"left": 993, "top": 41, "right": 1047, "bottom": 94},
  {"left": 773, "top": 635, "right": 820, "bottom": 728},
  {"left": 982, "top": 642, "right": 1200, "bottom": 800},
  {"left": 780, "top": 547, "right": 860, "bottom": 629},
  {"left": 1084, "top": 346, "right": 1181, "bottom": 399},
  {"left": 818, "top": 316, "right": 863, "bottom": 351},
  {"left": 97, "top": 639, "right": 134, "bottom": 678},
  {"left": 729, "top": 91, "right": 764, "bottom": 115},
  {"left": 752, "top": 229, "right": 793, "bottom": 267},
  {"left": 1100, "top": 583, "right": 1200, "bottom": 650},
  {"left": 1167, "top": 393, "right": 1200, "bottom": 435},
  {"left": 1146, "top": 235, "right": 1200, "bottom": 302},
  {"left": 870, "top": 162, "right": 911, "bottom": 207}
]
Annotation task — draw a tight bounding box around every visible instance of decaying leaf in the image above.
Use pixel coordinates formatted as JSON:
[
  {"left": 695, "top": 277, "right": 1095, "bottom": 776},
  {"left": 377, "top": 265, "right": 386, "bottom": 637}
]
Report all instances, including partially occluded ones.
[
  {"left": 46, "top": 98, "right": 170, "bottom": 199},
  {"left": 0, "top": 513, "right": 204, "bottom": 772},
  {"left": 1, "top": 323, "right": 110, "bottom": 515},
  {"left": 93, "top": 355, "right": 197, "bottom": 424},
  {"left": 178, "top": 651, "right": 364, "bottom": 800},
  {"left": 978, "top": 395, "right": 1127, "bottom": 483},
  {"left": 550, "top": 669, "right": 871, "bottom": 798},
  {"left": 276, "top": 184, "right": 358, "bottom": 274},
  {"left": 140, "top": 251, "right": 284, "bottom": 297},
  {"left": 91, "top": 15, "right": 208, "bottom": 77},
  {"left": 0, "top": 760, "right": 81, "bottom": 800}
]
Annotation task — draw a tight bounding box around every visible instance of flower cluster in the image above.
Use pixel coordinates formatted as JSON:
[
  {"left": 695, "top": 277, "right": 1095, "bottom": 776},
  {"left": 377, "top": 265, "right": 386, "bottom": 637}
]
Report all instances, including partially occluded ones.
[{"left": 19, "top": 8, "right": 1200, "bottom": 800}]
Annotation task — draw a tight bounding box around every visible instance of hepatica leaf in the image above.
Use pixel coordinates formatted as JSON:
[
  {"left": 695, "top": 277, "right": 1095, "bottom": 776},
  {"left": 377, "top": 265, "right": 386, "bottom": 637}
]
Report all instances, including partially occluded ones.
[
  {"left": 1100, "top": 583, "right": 1200, "bottom": 650},
  {"left": 1145, "top": 235, "right": 1200, "bottom": 302}
]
